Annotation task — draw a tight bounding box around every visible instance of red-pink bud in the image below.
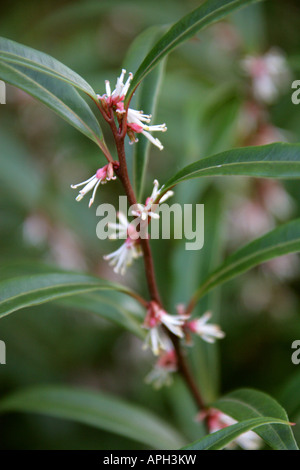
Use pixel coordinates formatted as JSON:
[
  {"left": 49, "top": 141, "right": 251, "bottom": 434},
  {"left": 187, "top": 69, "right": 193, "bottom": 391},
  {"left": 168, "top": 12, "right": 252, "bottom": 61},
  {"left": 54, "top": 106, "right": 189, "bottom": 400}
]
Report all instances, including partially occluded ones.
[{"left": 96, "top": 166, "right": 108, "bottom": 180}]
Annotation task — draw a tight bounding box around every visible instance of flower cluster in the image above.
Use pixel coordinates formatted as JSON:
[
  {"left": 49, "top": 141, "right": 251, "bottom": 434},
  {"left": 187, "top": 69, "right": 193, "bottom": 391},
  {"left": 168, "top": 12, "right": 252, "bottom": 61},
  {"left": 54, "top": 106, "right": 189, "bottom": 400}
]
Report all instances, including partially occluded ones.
[
  {"left": 98, "top": 69, "right": 167, "bottom": 150},
  {"left": 71, "top": 162, "right": 118, "bottom": 208},
  {"left": 104, "top": 212, "right": 142, "bottom": 276},
  {"left": 67, "top": 61, "right": 230, "bottom": 436},
  {"left": 131, "top": 179, "right": 174, "bottom": 221},
  {"left": 143, "top": 302, "right": 225, "bottom": 356},
  {"left": 145, "top": 348, "right": 178, "bottom": 389},
  {"left": 71, "top": 70, "right": 170, "bottom": 276},
  {"left": 241, "top": 48, "right": 290, "bottom": 104},
  {"left": 71, "top": 70, "right": 224, "bottom": 390},
  {"left": 198, "top": 408, "right": 261, "bottom": 450},
  {"left": 143, "top": 302, "right": 225, "bottom": 389},
  {"left": 184, "top": 311, "right": 226, "bottom": 344},
  {"left": 103, "top": 179, "right": 173, "bottom": 276},
  {"left": 143, "top": 301, "right": 187, "bottom": 356}
]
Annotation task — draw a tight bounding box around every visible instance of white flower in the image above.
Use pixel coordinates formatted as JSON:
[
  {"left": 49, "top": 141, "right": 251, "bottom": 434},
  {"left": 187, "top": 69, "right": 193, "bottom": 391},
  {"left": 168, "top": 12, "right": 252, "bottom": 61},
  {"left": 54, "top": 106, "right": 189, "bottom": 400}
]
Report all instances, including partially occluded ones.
[
  {"left": 159, "top": 311, "right": 187, "bottom": 337},
  {"left": 106, "top": 211, "right": 132, "bottom": 240},
  {"left": 127, "top": 109, "right": 167, "bottom": 150},
  {"left": 208, "top": 410, "right": 262, "bottom": 450},
  {"left": 145, "top": 349, "right": 177, "bottom": 389},
  {"left": 104, "top": 212, "right": 143, "bottom": 275},
  {"left": 143, "top": 325, "right": 173, "bottom": 356},
  {"left": 71, "top": 163, "right": 116, "bottom": 207},
  {"left": 143, "top": 301, "right": 188, "bottom": 355},
  {"left": 198, "top": 408, "right": 262, "bottom": 450},
  {"left": 145, "top": 365, "right": 174, "bottom": 389},
  {"left": 100, "top": 69, "right": 133, "bottom": 106},
  {"left": 186, "top": 312, "right": 225, "bottom": 344},
  {"left": 241, "top": 49, "right": 290, "bottom": 104},
  {"left": 235, "top": 431, "right": 262, "bottom": 450},
  {"left": 103, "top": 237, "right": 142, "bottom": 276},
  {"left": 131, "top": 179, "right": 174, "bottom": 221},
  {"left": 104, "top": 212, "right": 142, "bottom": 275}
]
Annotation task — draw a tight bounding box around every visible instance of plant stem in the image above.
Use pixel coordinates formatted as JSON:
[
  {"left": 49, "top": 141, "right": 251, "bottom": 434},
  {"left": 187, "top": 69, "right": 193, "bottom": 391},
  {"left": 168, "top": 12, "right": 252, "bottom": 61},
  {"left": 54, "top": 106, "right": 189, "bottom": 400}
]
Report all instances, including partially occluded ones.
[
  {"left": 185, "top": 297, "right": 197, "bottom": 316},
  {"left": 98, "top": 102, "right": 207, "bottom": 414},
  {"left": 114, "top": 127, "right": 162, "bottom": 304},
  {"left": 171, "top": 334, "right": 207, "bottom": 410}
]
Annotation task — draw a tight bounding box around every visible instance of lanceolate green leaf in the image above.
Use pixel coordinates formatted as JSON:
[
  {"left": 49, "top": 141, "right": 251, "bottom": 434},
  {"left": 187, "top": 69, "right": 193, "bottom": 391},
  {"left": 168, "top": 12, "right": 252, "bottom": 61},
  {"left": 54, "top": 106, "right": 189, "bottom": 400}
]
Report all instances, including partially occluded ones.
[
  {"left": 0, "top": 37, "right": 96, "bottom": 98},
  {"left": 163, "top": 143, "right": 300, "bottom": 192},
  {"left": 0, "top": 272, "right": 136, "bottom": 318},
  {"left": 190, "top": 194, "right": 224, "bottom": 403},
  {"left": 0, "top": 128, "right": 43, "bottom": 208},
  {"left": 58, "top": 291, "right": 145, "bottom": 339},
  {"left": 0, "top": 60, "right": 103, "bottom": 146},
  {"left": 182, "top": 417, "right": 291, "bottom": 450},
  {"left": 212, "top": 389, "right": 298, "bottom": 450},
  {"left": 125, "top": 0, "right": 262, "bottom": 103},
  {"left": 278, "top": 371, "right": 300, "bottom": 420},
  {"left": 0, "top": 386, "right": 186, "bottom": 449},
  {"left": 192, "top": 219, "right": 300, "bottom": 302}
]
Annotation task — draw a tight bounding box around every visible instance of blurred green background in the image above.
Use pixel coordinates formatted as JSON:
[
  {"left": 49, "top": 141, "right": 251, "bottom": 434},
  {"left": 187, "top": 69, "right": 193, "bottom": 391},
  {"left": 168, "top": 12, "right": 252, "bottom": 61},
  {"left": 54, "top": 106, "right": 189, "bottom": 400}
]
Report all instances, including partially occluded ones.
[{"left": 1, "top": 0, "right": 300, "bottom": 449}]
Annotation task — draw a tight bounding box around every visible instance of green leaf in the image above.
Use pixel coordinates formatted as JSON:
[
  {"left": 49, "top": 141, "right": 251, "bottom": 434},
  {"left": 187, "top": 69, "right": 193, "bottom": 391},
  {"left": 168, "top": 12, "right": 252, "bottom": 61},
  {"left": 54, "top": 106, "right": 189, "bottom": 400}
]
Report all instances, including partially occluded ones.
[
  {"left": 182, "top": 417, "right": 291, "bottom": 450},
  {"left": 0, "top": 271, "right": 136, "bottom": 319},
  {"left": 0, "top": 262, "right": 145, "bottom": 337},
  {"left": 0, "top": 60, "right": 103, "bottom": 146},
  {"left": 0, "top": 386, "right": 186, "bottom": 449},
  {"left": 192, "top": 218, "right": 300, "bottom": 302},
  {"left": 189, "top": 194, "right": 224, "bottom": 403},
  {"left": 58, "top": 291, "right": 145, "bottom": 339},
  {"left": 278, "top": 371, "right": 300, "bottom": 420},
  {"left": 184, "top": 416, "right": 291, "bottom": 450},
  {"left": 163, "top": 143, "right": 300, "bottom": 192},
  {"left": 0, "top": 37, "right": 96, "bottom": 98},
  {"left": 0, "top": 128, "right": 43, "bottom": 208},
  {"left": 125, "top": 0, "right": 262, "bottom": 103},
  {"left": 213, "top": 388, "right": 298, "bottom": 450},
  {"left": 170, "top": 193, "right": 224, "bottom": 404}
]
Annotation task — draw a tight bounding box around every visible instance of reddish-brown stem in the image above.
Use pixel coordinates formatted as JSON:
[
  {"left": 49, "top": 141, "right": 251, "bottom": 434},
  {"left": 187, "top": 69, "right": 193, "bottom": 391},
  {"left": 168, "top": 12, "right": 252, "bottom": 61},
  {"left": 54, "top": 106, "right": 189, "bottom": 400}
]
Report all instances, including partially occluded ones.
[
  {"left": 97, "top": 139, "right": 114, "bottom": 163},
  {"left": 128, "top": 291, "right": 148, "bottom": 309},
  {"left": 185, "top": 297, "right": 197, "bottom": 317},
  {"left": 171, "top": 334, "right": 206, "bottom": 411},
  {"left": 91, "top": 98, "right": 115, "bottom": 163},
  {"left": 97, "top": 99, "right": 206, "bottom": 414},
  {"left": 114, "top": 124, "right": 162, "bottom": 304}
]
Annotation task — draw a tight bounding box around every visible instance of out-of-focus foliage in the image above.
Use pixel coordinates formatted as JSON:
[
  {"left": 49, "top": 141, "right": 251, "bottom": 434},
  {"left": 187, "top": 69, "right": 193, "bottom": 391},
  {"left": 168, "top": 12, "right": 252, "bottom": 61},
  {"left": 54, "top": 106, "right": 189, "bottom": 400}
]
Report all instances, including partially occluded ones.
[{"left": 1, "top": 0, "right": 300, "bottom": 449}]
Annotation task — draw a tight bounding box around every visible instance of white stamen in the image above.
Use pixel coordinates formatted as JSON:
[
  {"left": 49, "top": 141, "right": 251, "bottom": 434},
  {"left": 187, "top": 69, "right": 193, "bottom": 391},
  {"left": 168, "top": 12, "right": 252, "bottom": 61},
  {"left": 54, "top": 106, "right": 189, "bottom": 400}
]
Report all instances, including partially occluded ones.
[
  {"left": 159, "top": 190, "right": 174, "bottom": 204},
  {"left": 142, "top": 130, "right": 164, "bottom": 150},
  {"left": 89, "top": 179, "right": 101, "bottom": 208},
  {"left": 70, "top": 175, "right": 95, "bottom": 189},
  {"left": 105, "top": 80, "right": 111, "bottom": 97},
  {"left": 143, "top": 123, "right": 167, "bottom": 132},
  {"left": 122, "top": 72, "right": 133, "bottom": 96}
]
